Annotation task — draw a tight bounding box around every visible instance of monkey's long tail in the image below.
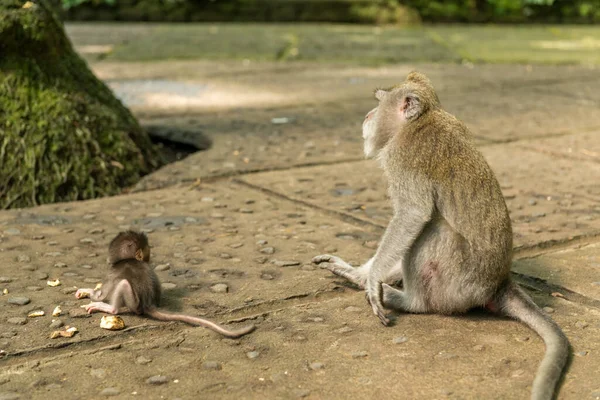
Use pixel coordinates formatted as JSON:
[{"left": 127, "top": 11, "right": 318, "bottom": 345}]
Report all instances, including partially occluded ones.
[
  {"left": 495, "top": 281, "right": 569, "bottom": 400},
  {"left": 146, "top": 309, "right": 256, "bottom": 338}
]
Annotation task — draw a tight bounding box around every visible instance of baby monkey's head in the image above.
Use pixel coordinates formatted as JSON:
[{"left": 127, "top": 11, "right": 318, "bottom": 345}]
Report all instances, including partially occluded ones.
[{"left": 108, "top": 230, "right": 150, "bottom": 264}]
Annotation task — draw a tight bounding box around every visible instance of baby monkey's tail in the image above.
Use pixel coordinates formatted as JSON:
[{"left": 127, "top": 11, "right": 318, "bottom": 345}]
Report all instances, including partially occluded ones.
[
  {"left": 493, "top": 281, "right": 569, "bottom": 400},
  {"left": 146, "top": 308, "right": 256, "bottom": 338}
]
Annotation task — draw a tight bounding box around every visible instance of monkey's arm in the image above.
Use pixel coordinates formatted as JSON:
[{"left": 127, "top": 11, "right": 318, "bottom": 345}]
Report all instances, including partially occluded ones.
[{"left": 367, "top": 204, "right": 433, "bottom": 325}]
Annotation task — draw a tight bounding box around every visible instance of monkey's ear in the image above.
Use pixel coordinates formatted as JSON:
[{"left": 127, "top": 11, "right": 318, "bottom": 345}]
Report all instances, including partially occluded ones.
[
  {"left": 400, "top": 94, "right": 422, "bottom": 120},
  {"left": 135, "top": 249, "right": 143, "bottom": 261},
  {"left": 374, "top": 89, "right": 387, "bottom": 101}
]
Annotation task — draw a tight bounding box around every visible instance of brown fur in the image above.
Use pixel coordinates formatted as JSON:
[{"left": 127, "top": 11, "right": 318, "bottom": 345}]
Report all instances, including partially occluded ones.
[{"left": 76, "top": 231, "right": 255, "bottom": 339}]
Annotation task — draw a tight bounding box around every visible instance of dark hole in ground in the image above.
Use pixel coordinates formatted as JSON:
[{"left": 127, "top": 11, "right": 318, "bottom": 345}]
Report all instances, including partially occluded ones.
[
  {"left": 144, "top": 124, "right": 212, "bottom": 164},
  {"left": 151, "top": 136, "right": 199, "bottom": 163}
]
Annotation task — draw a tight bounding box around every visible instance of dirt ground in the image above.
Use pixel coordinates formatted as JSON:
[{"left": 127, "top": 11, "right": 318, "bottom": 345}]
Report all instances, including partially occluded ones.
[{"left": 1, "top": 30, "right": 600, "bottom": 400}]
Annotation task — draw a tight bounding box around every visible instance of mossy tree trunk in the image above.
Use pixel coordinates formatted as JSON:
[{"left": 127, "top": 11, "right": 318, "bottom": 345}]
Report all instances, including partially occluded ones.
[{"left": 0, "top": 0, "right": 164, "bottom": 209}]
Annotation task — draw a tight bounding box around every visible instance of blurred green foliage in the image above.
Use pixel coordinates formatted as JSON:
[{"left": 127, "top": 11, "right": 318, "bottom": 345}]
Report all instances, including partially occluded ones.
[
  {"left": 403, "top": 0, "right": 600, "bottom": 22},
  {"left": 61, "top": 0, "right": 114, "bottom": 10},
  {"left": 57, "top": 0, "right": 600, "bottom": 23}
]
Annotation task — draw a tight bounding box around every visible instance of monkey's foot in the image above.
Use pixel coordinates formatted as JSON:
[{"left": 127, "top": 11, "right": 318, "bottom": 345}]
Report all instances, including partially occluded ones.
[
  {"left": 366, "top": 283, "right": 390, "bottom": 326},
  {"left": 85, "top": 302, "right": 116, "bottom": 314},
  {"left": 381, "top": 283, "right": 407, "bottom": 310},
  {"left": 312, "top": 254, "right": 367, "bottom": 288},
  {"left": 75, "top": 288, "right": 94, "bottom": 299}
]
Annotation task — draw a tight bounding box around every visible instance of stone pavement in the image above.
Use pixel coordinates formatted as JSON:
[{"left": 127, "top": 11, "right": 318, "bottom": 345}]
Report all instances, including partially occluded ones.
[{"left": 0, "top": 61, "right": 599, "bottom": 399}]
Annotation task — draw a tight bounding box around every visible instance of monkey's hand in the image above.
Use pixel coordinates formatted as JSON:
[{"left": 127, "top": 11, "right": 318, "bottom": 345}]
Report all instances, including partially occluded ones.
[{"left": 366, "top": 278, "right": 390, "bottom": 326}]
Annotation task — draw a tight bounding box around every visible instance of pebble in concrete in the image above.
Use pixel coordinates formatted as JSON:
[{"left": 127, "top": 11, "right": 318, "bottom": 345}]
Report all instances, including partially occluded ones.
[
  {"left": 202, "top": 361, "right": 222, "bottom": 370},
  {"left": 210, "top": 283, "right": 229, "bottom": 293},
  {"left": 155, "top": 264, "right": 170, "bottom": 272},
  {"left": 146, "top": 375, "right": 169, "bottom": 385},
  {"left": 272, "top": 260, "right": 300, "bottom": 267},
  {"left": 35, "top": 272, "right": 48, "bottom": 280},
  {"left": 7, "top": 297, "right": 30, "bottom": 306},
  {"left": 7, "top": 318, "right": 27, "bottom": 325},
  {"left": 100, "top": 388, "right": 120, "bottom": 397},
  {"left": 351, "top": 351, "right": 368, "bottom": 358},
  {"left": 49, "top": 320, "right": 64, "bottom": 329},
  {"left": 293, "top": 389, "right": 311, "bottom": 398},
  {"left": 261, "top": 273, "right": 275, "bottom": 280},
  {"left": 393, "top": 336, "right": 408, "bottom": 344},
  {"left": 136, "top": 356, "right": 152, "bottom": 365},
  {"left": 260, "top": 247, "right": 275, "bottom": 255},
  {"left": 246, "top": 351, "right": 260, "bottom": 359},
  {"left": 309, "top": 362, "right": 325, "bottom": 370}
]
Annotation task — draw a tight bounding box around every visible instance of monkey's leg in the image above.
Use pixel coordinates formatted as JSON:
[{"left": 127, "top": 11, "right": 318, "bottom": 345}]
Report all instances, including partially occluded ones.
[
  {"left": 380, "top": 283, "right": 427, "bottom": 313},
  {"left": 85, "top": 280, "right": 137, "bottom": 314},
  {"left": 85, "top": 301, "right": 118, "bottom": 314},
  {"left": 366, "top": 212, "right": 431, "bottom": 325},
  {"left": 312, "top": 254, "right": 373, "bottom": 288}
]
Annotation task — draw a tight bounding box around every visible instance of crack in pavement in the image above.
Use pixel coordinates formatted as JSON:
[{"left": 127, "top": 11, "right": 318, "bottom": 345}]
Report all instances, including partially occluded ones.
[
  {"left": 233, "top": 180, "right": 600, "bottom": 310},
  {"left": 512, "top": 271, "right": 600, "bottom": 310},
  {"left": 232, "top": 178, "right": 386, "bottom": 231}
]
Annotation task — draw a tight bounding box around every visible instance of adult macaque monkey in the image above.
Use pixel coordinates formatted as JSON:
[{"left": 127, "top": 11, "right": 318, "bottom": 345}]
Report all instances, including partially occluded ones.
[
  {"left": 75, "top": 231, "right": 255, "bottom": 338},
  {"left": 313, "top": 72, "right": 568, "bottom": 400}
]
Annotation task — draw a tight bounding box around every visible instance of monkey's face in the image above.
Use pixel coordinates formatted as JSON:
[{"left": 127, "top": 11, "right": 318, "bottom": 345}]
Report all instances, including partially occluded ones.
[{"left": 362, "top": 106, "right": 379, "bottom": 158}]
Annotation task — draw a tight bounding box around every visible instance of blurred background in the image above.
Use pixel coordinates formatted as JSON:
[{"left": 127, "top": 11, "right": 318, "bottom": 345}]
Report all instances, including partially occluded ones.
[
  {"left": 60, "top": 0, "right": 600, "bottom": 65},
  {"left": 2, "top": 0, "right": 599, "bottom": 209}
]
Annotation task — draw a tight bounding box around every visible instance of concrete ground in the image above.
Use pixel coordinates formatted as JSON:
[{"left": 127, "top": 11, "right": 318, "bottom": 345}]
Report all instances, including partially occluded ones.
[{"left": 1, "top": 56, "right": 600, "bottom": 399}]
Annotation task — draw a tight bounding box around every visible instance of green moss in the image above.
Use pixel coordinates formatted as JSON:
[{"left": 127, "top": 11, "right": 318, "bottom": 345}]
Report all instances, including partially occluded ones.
[{"left": 0, "top": 0, "right": 163, "bottom": 209}]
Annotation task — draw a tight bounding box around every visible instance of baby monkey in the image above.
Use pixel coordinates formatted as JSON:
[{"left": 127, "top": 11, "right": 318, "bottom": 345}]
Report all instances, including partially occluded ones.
[{"left": 75, "top": 231, "right": 255, "bottom": 338}]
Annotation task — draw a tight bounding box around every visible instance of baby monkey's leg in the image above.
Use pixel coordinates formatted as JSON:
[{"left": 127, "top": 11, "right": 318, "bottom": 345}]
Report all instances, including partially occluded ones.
[{"left": 85, "top": 279, "right": 137, "bottom": 314}]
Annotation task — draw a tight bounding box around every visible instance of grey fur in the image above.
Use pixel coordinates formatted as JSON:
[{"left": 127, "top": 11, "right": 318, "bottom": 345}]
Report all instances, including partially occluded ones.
[{"left": 313, "top": 72, "right": 568, "bottom": 400}]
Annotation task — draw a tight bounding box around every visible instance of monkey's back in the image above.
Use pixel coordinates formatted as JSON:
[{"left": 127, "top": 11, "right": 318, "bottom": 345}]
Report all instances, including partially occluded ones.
[
  {"left": 109, "top": 259, "right": 161, "bottom": 313},
  {"left": 388, "top": 109, "right": 513, "bottom": 295}
]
